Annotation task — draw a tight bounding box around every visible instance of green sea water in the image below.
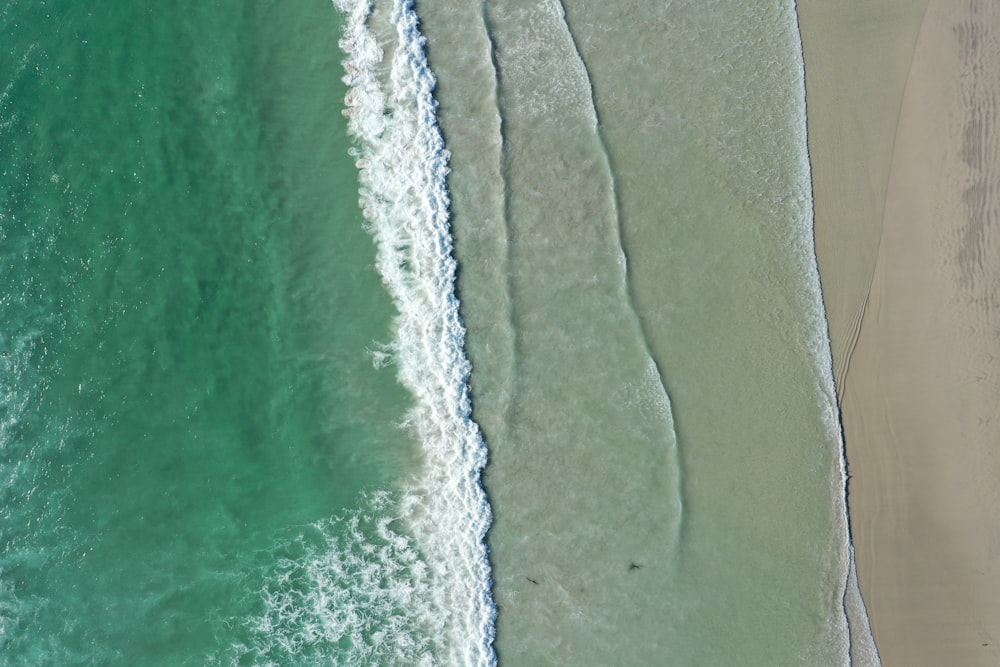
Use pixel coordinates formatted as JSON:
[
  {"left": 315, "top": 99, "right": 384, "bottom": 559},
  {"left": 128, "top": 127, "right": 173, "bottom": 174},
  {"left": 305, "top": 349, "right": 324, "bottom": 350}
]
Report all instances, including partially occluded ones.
[{"left": 0, "top": 2, "right": 425, "bottom": 663}]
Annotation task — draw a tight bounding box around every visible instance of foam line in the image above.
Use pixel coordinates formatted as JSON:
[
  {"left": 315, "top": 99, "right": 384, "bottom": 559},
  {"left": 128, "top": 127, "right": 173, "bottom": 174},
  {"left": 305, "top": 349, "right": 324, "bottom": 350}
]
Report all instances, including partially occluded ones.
[{"left": 332, "top": 0, "right": 497, "bottom": 664}]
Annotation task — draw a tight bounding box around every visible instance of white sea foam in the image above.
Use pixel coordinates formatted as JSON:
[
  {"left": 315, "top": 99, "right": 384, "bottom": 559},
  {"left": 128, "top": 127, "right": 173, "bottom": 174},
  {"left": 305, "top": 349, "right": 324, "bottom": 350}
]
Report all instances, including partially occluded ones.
[
  {"left": 229, "top": 492, "right": 437, "bottom": 666},
  {"left": 331, "top": 0, "right": 496, "bottom": 663}
]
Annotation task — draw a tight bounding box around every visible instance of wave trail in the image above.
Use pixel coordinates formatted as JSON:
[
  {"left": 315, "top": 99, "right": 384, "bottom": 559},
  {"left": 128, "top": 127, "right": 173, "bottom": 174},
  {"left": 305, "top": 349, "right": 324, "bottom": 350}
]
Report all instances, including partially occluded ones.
[
  {"left": 554, "top": 0, "right": 685, "bottom": 545},
  {"left": 332, "top": 0, "right": 496, "bottom": 664},
  {"left": 474, "top": 3, "right": 521, "bottom": 447}
]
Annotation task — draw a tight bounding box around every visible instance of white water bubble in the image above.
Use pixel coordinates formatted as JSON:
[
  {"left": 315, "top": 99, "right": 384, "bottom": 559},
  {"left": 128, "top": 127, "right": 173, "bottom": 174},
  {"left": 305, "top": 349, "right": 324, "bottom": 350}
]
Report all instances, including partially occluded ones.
[{"left": 331, "top": 0, "right": 497, "bottom": 663}]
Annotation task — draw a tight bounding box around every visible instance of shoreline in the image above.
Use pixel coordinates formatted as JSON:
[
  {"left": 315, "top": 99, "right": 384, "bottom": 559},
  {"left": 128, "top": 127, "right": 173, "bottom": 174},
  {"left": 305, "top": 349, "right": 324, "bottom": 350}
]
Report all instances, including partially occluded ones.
[
  {"left": 799, "top": 0, "right": 1000, "bottom": 664},
  {"left": 790, "top": 10, "right": 882, "bottom": 664}
]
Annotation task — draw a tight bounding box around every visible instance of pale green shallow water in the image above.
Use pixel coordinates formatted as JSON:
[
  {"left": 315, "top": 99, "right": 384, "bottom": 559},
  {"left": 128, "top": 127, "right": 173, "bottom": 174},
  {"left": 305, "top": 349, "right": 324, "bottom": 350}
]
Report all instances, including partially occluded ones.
[{"left": 419, "top": 0, "right": 870, "bottom": 664}]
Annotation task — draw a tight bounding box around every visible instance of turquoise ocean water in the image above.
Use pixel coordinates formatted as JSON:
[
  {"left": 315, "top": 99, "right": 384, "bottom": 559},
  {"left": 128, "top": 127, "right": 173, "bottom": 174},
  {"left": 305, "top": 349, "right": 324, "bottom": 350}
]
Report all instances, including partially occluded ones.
[
  {"left": 2, "top": 0, "right": 877, "bottom": 665},
  {"left": 0, "top": 1, "right": 482, "bottom": 663}
]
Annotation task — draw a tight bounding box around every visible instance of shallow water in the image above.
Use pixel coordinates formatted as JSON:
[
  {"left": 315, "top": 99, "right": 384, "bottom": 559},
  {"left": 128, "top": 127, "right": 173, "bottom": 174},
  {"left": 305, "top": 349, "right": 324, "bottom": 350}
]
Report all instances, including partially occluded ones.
[{"left": 420, "top": 0, "right": 861, "bottom": 663}]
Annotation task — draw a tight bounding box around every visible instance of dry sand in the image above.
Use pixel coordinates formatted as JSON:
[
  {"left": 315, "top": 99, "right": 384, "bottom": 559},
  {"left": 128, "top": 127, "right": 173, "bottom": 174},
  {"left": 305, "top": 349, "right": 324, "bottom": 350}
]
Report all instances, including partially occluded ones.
[{"left": 799, "top": 0, "right": 1000, "bottom": 664}]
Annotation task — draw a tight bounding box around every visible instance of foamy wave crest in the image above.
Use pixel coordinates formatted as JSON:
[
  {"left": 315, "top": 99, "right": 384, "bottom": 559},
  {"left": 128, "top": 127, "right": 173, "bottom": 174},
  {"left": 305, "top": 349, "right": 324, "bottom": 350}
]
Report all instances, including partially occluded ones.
[
  {"left": 226, "top": 492, "right": 436, "bottom": 666},
  {"left": 332, "top": 0, "right": 497, "bottom": 663}
]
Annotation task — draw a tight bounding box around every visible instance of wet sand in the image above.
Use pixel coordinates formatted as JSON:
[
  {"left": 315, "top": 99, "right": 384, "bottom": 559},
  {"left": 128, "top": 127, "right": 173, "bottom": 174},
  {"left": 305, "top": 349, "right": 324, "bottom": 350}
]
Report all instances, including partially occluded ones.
[{"left": 799, "top": 0, "right": 1000, "bottom": 664}]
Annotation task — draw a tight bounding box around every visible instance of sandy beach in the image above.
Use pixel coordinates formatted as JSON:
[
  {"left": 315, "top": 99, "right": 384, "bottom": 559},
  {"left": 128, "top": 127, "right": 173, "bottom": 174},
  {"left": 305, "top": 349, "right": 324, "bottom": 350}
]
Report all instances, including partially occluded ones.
[{"left": 799, "top": 0, "right": 1000, "bottom": 664}]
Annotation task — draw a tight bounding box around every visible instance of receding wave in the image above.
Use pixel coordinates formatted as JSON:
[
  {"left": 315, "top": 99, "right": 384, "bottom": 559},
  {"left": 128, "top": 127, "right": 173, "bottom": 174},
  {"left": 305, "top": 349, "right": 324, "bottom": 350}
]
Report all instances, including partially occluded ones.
[{"left": 330, "top": 0, "right": 496, "bottom": 663}]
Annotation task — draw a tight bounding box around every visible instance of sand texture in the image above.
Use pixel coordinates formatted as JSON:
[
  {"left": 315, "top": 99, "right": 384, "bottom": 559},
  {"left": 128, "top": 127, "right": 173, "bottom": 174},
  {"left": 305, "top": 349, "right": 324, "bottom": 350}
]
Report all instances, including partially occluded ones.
[
  {"left": 797, "top": 0, "right": 929, "bottom": 391},
  {"left": 801, "top": 0, "right": 1000, "bottom": 664}
]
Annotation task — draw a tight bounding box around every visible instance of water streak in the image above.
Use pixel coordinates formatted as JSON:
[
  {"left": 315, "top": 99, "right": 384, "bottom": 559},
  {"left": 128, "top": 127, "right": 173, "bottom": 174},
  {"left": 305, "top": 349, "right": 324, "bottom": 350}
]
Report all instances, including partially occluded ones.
[{"left": 555, "top": 0, "right": 685, "bottom": 544}]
